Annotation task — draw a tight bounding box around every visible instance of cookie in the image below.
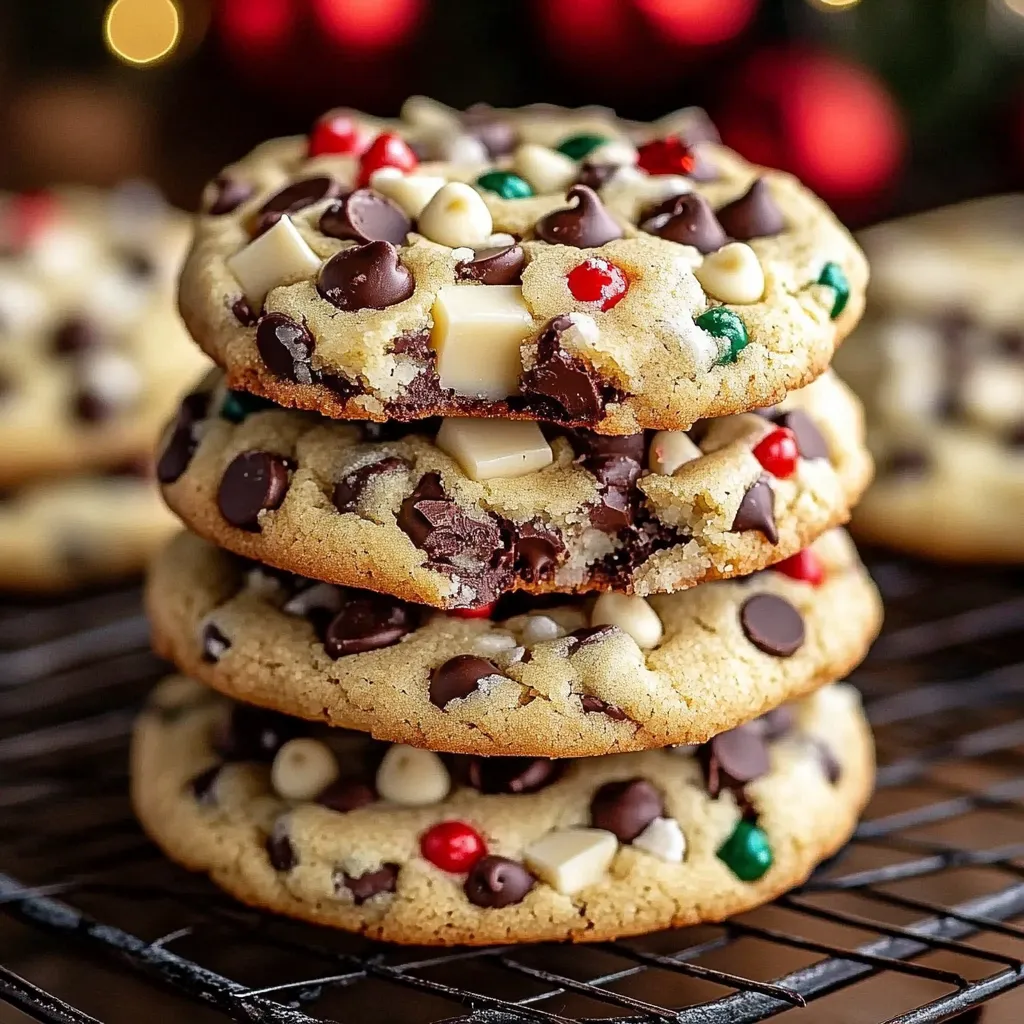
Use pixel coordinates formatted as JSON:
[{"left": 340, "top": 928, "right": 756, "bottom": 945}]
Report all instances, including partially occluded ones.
[
  {"left": 146, "top": 528, "right": 881, "bottom": 756},
  {"left": 157, "top": 369, "right": 871, "bottom": 609},
  {"left": 0, "top": 186, "right": 209, "bottom": 487},
  {"left": 834, "top": 196, "right": 1024, "bottom": 561},
  {"left": 0, "top": 468, "right": 178, "bottom": 590},
  {"left": 179, "top": 99, "right": 866, "bottom": 436},
  {"left": 132, "top": 675, "right": 873, "bottom": 945}
]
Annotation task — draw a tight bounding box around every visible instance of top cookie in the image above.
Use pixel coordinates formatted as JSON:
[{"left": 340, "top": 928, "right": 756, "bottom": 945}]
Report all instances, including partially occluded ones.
[
  {"left": 180, "top": 99, "right": 867, "bottom": 435},
  {"left": 0, "top": 186, "right": 209, "bottom": 486}
]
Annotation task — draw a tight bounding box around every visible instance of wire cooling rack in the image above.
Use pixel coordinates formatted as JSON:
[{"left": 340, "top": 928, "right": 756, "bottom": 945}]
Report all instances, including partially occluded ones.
[{"left": 0, "top": 554, "right": 1022, "bottom": 1024}]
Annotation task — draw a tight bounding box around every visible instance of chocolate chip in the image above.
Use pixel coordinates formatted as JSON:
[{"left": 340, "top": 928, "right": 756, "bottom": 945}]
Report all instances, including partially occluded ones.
[
  {"left": 156, "top": 390, "right": 210, "bottom": 484},
  {"left": 740, "top": 594, "right": 805, "bottom": 657},
  {"left": 580, "top": 694, "right": 628, "bottom": 720},
  {"left": 215, "top": 705, "right": 307, "bottom": 762},
  {"left": 716, "top": 179, "right": 785, "bottom": 240},
  {"left": 256, "top": 312, "right": 317, "bottom": 384},
  {"left": 322, "top": 595, "right": 415, "bottom": 658},
  {"left": 1008, "top": 423, "right": 1024, "bottom": 449},
  {"left": 997, "top": 328, "right": 1024, "bottom": 357},
  {"left": 884, "top": 448, "right": 930, "bottom": 478},
  {"left": 255, "top": 176, "right": 341, "bottom": 233},
  {"left": 318, "top": 189, "right": 410, "bottom": 245},
  {"left": 189, "top": 765, "right": 220, "bottom": 804},
  {"left": 564, "top": 429, "right": 647, "bottom": 464},
  {"left": 73, "top": 388, "right": 116, "bottom": 423},
  {"left": 200, "top": 622, "right": 231, "bottom": 663},
  {"left": 575, "top": 162, "right": 619, "bottom": 191},
  {"left": 590, "top": 778, "right": 664, "bottom": 843},
  {"left": 732, "top": 476, "right": 777, "bottom": 544},
  {"left": 52, "top": 317, "right": 100, "bottom": 354},
  {"left": 333, "top": 456, "right": 409, "bottom": 513},
  {"left": 700, "top": 724, "right": 770, "bottom": 799},
  {"left": 534, "top": 185, "right": 623, "bottom": 248},
  {"left": 430, "top": 655, "right": 499, "bottom": 709},
  {"left": 462, "top": 105, "right": 518, "bottom": 157},
  {"left": 775, "top": 410, "right": 828, "bottom": 460},
  {"left": 758, "top": 705, "right": 796, "bottom": 740},
  {"left": 810, "top": 738, "right": 841, "bottom": 784},
  {"left": 570, "top": 625, "right": 620, "bottom": 649},
  {"left": 317, "top": 778, "right": 377, "bottom": 813},
  {"left": 337, "top": 863, "right": 399, "bottom": 903},
  {"left": 208, "top": 176, "right": 254, "bottom": 215},
  {"left": 231, "top": 296, "right": 257, "bottom": 326},
  {"left": 464, "top": 756, "right": 560, "bottom": 794},
  {"left": 265, "top": 826, "right": 297, "bottom": 871},
  {"left": 317, "top": 240, "right": 414, "bottom": 311},
  {"left": 589, "top": 485, "right": 633, "bottom": 532},
  {"left": 640, "top": 193, "right": 727, "bottom": 254},
  {"left": 120, "top": 249, "right": 155, "bottom": 279},
  {"left": 520, "top": 316, "right": 607, "bottom": 421},
  {"left": 516, "top": 521, "right": 564, "bottom": 582},
  {"left": 217, "top": 450, "right": 292, "bottom": 530},
  {"left": 464, "top": 856, "right": 534, "bottom": 908},
  {"left": 455, "top": 244, "right": 526, "bottom": 285}
]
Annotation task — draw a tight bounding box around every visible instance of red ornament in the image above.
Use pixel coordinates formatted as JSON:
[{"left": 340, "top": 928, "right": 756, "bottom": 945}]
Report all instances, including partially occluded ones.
[
  {"left": 357, "top": 132, "right": 418, "bottom": 187},
  {"left": 450, "top": 602, "right": 497, "bottom": 620},
  {"left": 420, "top": 821, "right": 487, "bottom": 873},
  {"left": 637, "top": 135, "right": 696, "bottom": 176},
  {"left": 309, "top": 110, "right": 371, "bottom": 158},
  {"left": 634, "top": 0, "right": 758, "bottom": 47},
  {"left": 567, "top": 258, "right": 629, "bottom": 311},
  {"left": 312, "top": 0, "right": 425, "bottom": 51},
  {"left": 753, "top": 427, "right": 799, "bottom": 478},
  {"left": 773, "top": 549, "right": 824, "bottom": 587}
]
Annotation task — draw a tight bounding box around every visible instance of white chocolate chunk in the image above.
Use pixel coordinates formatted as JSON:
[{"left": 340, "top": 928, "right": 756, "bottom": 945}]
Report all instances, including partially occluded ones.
[
  {"left": 519, "top": 614, "right": 565, "bottom": 645},
  {"left": 648, "top": 430, "right": 702, "bottom": 475},
  {"left": 79, "top": 351, "right": 142, "bottom": 411},
  {"left": 591, "top": 592, "right": 663, "bottom": 649},
  {"left": 473, "top": 632, "right": 518, "bottom": 656},
  {"left": 370, "top": 169, "right": 446, "bottom": 218},
  {"left": 226, "top": 215, "right": 321, "bottom": 307},
  {"left": 434, "top": 131, "right": 489, "bottom": 165},
  {"left": 633, "top": 817, "right": 686, "bottom": 862},
  {"left": 586, "top": 139, "right": 638, "bottom": 167},
  {"left": 524, "top": 828, "right": 618, "bottom": 895},
  {"left": 375, "top": 745, "right": 451, "bottom": 806},
  {"left": 282, "top": 582, "right": 344, "bottom": 617},
  {"left": 960, "top": 359, "right": 1024, "bottom": 431},
  {"left": 695, "top": 242, "right": 765, "bottom": 305},
  {"left": 559, "top": 311, "right": 600, "bottom": 351},
  {"left": 271, "top": 738, "right": 340, "bottom": 801},
  {"left": 436, "top": 418, "right": 553, "bottom": 481},
  {"left": 430, "top": 284, "right": 533, "bottom": 400},
  {"left": 513, "top": 143, "right": 577, "bottom": 194},
  {"left": 417, "top": 182, "right": 493, "bottom": 248}
]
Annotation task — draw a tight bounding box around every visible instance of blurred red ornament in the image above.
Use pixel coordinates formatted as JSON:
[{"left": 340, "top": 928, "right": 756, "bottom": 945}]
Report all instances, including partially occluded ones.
[
  {"left": 536, "top": 0, "right": 637, "bottom": 67},
  {"left": 634, "top": 0, "right": 758, "bottom": 46},
  {"left": 312, "top": 0, "right": 424, "bottom": 50},
  {"left": 220, "top": 0, "right": 294, "bottom": 54}
]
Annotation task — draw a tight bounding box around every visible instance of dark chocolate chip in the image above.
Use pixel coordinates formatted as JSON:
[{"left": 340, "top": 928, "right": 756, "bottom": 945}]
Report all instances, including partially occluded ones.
[
  {"left": 570, "top": 625, "right": 620, "bottom": 648},
  {"left": 884, "top": 448, "right": 930, "bottom": 478},
  {"left": 464, "top": 855, "right": 534, "bottom": 908},
  {"left": 189, "top": 765, "right": 221, "bottom": 804},
  {"left": 732, "top": 476, "right": 778, "bottom": 544},
  {"left": 337, "top": 863, "right": 399, "bottom": 903},
  {"left": 318, "top": 189, "right": 411, "bottom": 245},
  {"left": 430, "top": 655, "right": 499, "bottom": 709},
  {"left": 455, "top": 244, "right": 526, "bottom": 285},
  {"left": 575, "top": 162, "right": 619, "bottom": 191},
  {"left": 200, "top": 622, "right": 231, "bottom": 663},
  {"left": 775, "top": 410, "right": 829, "bottom": 460},
  {"left": 317, "top": 240, "right": 414, "bottom": 311},
  {"left": 758, "top": 705, "right": 796, "bottom": 740},
  {"left": 590, "top": 778, "right": 664, "bottom": 843},
  {"left": 256, "top": 312, "right": 317, "bottom": 384},
  {"left": 333, "top": 456, "right": 409, "bottom": 513},
  {"left": 534, "top": 185, "right": 623, "bottom": 248},
  {"left": 580, "top": 694, "right": 628, "bottom": 720},
  {"left": 465, "top": 756, "right": 560, "bottom": 795},
  {"left": 716, "top": 178, "right": 785, "bottom": 240},
  {"left": 810, "top": 738, "right": 841, "bottom": 784},
  {"left": 208, "top": 176, "right": 254, "bottom": 215},
  {"left": 265, "top": 825, "right": 297, "bottom": 871},
  {"left": 231, "top": 295, "right": 257, "bottom": 326},
  {"left": 156, "top": 390, "right": 210, "bottom": 484},
  {"left": 997, "top": 328, "right": 1024, "bottom": 357},
  {"left": 589, "top": 485, "right": 633, "bottom": 532},
  {"left": 516, "top": 521, "right": 565, "bottom": 582},
  {"left": 564, "top": 429, "right": 647, "bottom": 464},
  {"left": 73, "top": 388, "right": 117, "bottom": 423},
  {"left": 317, "top": 778, "right": 377, "bottom": 813},
  {"left": 462, "top": 105, "right": 518, "bottom": 157},
  {"left": 740, "top": 594, "right": 805, "bottom": 657},
  {"left": 256, "top": 176, "right": 341, "bottom": 228},
  {"left": 322, "top": 595, "right": 415, "bottom": 658},
  {"left": 700, "top": 724, "right": 770, "bottom": 799},
  {"left": 214, "top": 704, "right": 308, "bottom": 762},
  {"left": 520, "top": 316, "right": 606, "bottom": 421},
  {"left": 52, "top": 317, "right": 100, "bottom": 354},
  {"left": 120, "top": 248, "right": 155, "bottom": 279},
  {"left": 640, "top": 193, "right": 727, "bottom": 254},
  {"left": 217, "top": 450, "right": 291, "bottom": 530}
]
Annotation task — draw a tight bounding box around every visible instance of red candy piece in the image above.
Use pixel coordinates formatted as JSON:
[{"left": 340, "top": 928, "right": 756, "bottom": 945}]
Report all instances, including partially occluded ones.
[
  {"left": 566, "top": 257, "right": 629, "bottom": 311},
  {"left": 637, "top": 135, "right": 696, "bottom": 176},
  {"left": 5, "top": 191, "right": 56, "bottom": 249},
  {"left": 357, "top": 132, "right": 418, "bottom": 187},
  {"left": 774, "top": 549, "right": 824, "bottom": 586},
  {"left": 309, "top": 110, "right": 370, "bottom": 158},
  {"left": 753, "top": 427, "right": 799, "bottom": 479},
  {"left": 420, "top": 821, "right": 487, "bottom": 873},
  {"left": 450, "top": 602, "right": 497, "bottom": 620}
]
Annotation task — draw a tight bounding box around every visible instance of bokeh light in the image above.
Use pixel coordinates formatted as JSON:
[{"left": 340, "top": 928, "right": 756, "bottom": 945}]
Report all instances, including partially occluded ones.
[
  {"left": 219, "top": 0, "right": 294, "bottom": 55},
  {"left": 634, "top": 0, "right": 758, "bottom": 46},
  {"left": 104, "top": 0, "right": 181, "bottom": 66},
  {"left": 312, "top": 0, "right": 425, "bottom": 50},
  {"left": 807, "top": 0, "right": 862, "bottom": 9}
]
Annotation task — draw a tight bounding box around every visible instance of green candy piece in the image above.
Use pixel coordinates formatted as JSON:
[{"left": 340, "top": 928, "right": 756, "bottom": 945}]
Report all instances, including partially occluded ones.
[
  {"left": 476, "top": 170, "right": 534, "bottom": 200},
  {"left": 717, "top": 820, "right": 773, "bottom": 882},
  {"left": 220, "top": 389, "right": 276, "bottom": 423},
  {"left": 817, "top": 261, "right": 850, "bottom": 320},
  {"left": 696, "top": 307, "right": 749, "bottom": 364},
  {"left": 556, "top": 133, "right": 608, "bottom": 161}
]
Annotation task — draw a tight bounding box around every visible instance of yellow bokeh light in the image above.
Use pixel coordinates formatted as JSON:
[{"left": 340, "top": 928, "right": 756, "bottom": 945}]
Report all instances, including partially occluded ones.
[
  {"left": 104, "top": 0, "right": 181, "bottom": 66},
  {"left": 808, "top": 0, "right": 862, "bottom": 9}
]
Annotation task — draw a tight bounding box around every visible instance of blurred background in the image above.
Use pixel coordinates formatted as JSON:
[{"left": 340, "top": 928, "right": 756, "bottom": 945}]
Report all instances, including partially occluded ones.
[{"left": 1, "top": 0, "right": 1023, "bottom": 225}]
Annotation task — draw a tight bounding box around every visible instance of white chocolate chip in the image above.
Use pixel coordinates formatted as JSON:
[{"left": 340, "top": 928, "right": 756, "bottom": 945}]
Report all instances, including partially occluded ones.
[
  {"left": 450, "top": 246, "right": 474, "bottom": 263},
  {"left": 520, "top": 614, "right": 565, "bottom": 645},
  {"left": 436, "top": 418, "right": 553, "bottom": 481},
  {"left": 586, "top": 139, "right": 638, "bottom": 167},
  {"left": 591, "top": 592, "right": 663, "bottom": 650},
  {"left": 370, "top": 170, "right": 446, "bottom": 218},
  {"left": 429, "top": 284, "right": 534, "bottom": 400},
  {"left": 694, "top": 242, "right": 765, "bottom": 305},
  {"left": 79, "top": 351, "right": 142, "bottom": 411},
  {"left": 648, "top": 430, "right": 702, "bottom": 475},
  {"left": 473, "top": 632, "right": 518, "bottom": 656},
  {"left": 960, "top": 359, "right": 1024, "bottom": 431},
  {"left": 632, "top": 817, "right": 687, "bottom": 863},
  {"left": 512, "top": 143, "right": 577, "bottom": 194},
  {"left": 487, "top": 232, "right": 517, "bottom": 247},
  {"left": 559, "top": 312, "right": 600, "bottom": 351},
  {"left": 271, "top": 738, "right": 340, "bottom": 801},
  {"left": 283, "top": 582, "right": 344, "bottom": 617},
  {"left": 417, "top": 182, "right": 493, "bottom": 248},
  {"left": 437, "top": 131, "right": 490, "bottom": 165},
  {"left": 524, "top": 828, "right": 618, "bottom": 895},
  {"left": 0, "top": 276, "right": 45, "bottom": 333},
  {"left": 245, "top": 567, "right": 284, "bottom": 598},
  {"left": 226, "top": 215, "right": 321, "bottom": 307},
  {"left": 375, "top": 745, "right": 451, "bottom": 806}
]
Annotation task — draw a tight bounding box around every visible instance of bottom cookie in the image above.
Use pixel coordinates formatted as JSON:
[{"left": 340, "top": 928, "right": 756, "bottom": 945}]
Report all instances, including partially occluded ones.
[{"left": 132, "top": 676, "right": 874, "bottom": 946}]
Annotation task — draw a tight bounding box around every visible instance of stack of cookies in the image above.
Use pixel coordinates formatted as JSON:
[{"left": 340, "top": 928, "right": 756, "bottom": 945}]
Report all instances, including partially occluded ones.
[{"left": 133, "top": 99, "right": 882, "bottom": 945}]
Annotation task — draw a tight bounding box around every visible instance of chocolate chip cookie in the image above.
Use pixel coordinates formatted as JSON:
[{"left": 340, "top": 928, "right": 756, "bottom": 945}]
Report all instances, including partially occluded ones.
[
  {"left": 180, "top": 100, "right": 866, "bottom": 435},
  {"left": 157, "top": 369, "right": 871, "bottom": 609},
  {"left": 132, "top": 675, "right": 873, "bottom": 945},
  {"left": 146, "top": 528, "right": 880, "bottom": 756},
  {"left": 835, "top": 196, "right": 1024, "bottom": 561}
]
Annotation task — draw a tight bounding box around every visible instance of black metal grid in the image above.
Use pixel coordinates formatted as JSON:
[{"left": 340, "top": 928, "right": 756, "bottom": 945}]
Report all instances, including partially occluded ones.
[{"left": 0, "top": 554, "right": 1022, "bottom": 1024}]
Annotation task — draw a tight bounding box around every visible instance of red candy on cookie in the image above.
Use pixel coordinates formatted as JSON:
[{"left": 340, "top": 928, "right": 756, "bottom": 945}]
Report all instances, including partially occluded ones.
[
  {"left": 421, "top": 821, "right": 487, "bottom": 873},
  {"left": 358, "top": 133, "right": 418, "bottom": 187},
  {"left": 753, "top": 427, "right": 799, "bottom": 479},
  {"left": 567, "top": 258, "right": 629, "bottom": 311},
  {"left": 774, "top": 549, "right": 825, "bottom": 586}
]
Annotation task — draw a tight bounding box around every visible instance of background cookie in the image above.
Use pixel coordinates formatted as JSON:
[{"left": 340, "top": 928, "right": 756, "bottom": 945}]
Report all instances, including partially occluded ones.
[
  {"left": 146, "top": 529, "right": 882, "bottom": 756},
  {"left": 180, "top": 100, "right": 866, "bottom": 435},
  {"left": 132, "top": 676, "right": 873, "bottom": 946}
]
